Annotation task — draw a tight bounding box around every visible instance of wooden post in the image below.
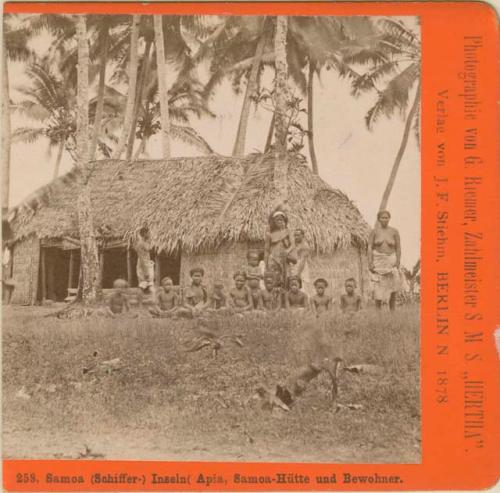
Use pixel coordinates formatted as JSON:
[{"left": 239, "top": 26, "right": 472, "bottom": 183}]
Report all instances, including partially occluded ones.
[
  {"left": 68, "top": 250, "right": 75, "bottom": 289},
  {"left": 47, "top": 253, "right": 56, "bottom": 300},
  {"left": 99, "top": 251, "right": 104, "bottom": 286},
  {"left": 127, "top": 247, "right": 133, "bottom": 286},
  {"left": 40, "top": 247, "right": 47, "bottom": 301},
  {"left": 76, "top": 251, "right": 81, "bottom": 289},
  {"left": 154, "top": 251, "right": 161, "bottom": 287}
]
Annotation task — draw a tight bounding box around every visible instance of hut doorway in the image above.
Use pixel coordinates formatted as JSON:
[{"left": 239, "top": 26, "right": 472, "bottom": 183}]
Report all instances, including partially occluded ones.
[
  {"left": 38, "top": 247, "right": 80, "bottom": 302},
  {"left": 101, "top": 247, "right": 134, "bottom": 288},
  {"left": 156, "top": 250, "right": 181, "bottom": 285}
]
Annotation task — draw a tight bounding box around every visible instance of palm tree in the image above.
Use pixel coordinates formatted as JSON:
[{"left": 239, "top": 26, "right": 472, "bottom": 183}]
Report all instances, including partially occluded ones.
[
  {"left": 109, "top": 15, "right": 208, "bottom": 159},
  {"left": 195, "top": 17, "right": 276, "bottom": 155},
  {"left": 232, "top": 17, "right": 270, "bottom": 157},
  {"left": 273, "top": 16, "right": 289, "bottom": 201},
  {"left": 153, "top": 15, "right": 171, "bottom": 158},
  {"left": 75, "top": 15, "right": 101, "bottom": 304},
  {"left": 89, "top": 16, "right": 110, "bottom": 160},
  {"left": 113, "top": 14, "right": 140, "bottom": 159},
  {"left": 92, "top": 80, "right": 214, "bottom": 158},
  {"left": 343, "top": 18, "right": 420, "bottom": 212},
  {"left": 12, "top": 58, "right": 76, "bottom": 179},
  {"left": 2, "top": 16, "right": 32, "bottom": 211}
]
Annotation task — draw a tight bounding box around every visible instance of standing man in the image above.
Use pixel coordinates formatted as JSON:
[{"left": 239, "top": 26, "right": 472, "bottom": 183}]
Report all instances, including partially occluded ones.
[{"left": 134, "top": 226, "right": 155, "bottom": 295}]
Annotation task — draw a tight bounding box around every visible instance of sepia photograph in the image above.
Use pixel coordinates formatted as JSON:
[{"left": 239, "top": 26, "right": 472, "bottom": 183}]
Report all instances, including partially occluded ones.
[{"left": 2, "top": 12, "right": 421, "bottom": 463}]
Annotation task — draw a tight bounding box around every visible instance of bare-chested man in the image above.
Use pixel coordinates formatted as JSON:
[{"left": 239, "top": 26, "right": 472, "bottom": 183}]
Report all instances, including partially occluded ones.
[
  {"left": 310, "top": 278, "right": 332, "bottom": 316},
  {"left": 149, "top": 277, "right": 179, "bottom": 317},
  {"left": 284, "top": 275, "right": 309, "bottom": 310},
  {"left": 340, "top": 278, "right": 362, "bottom": 314},
  {"left": 108, "top": 278, "right": 130, "bottom": 315},
  {"left": 261, "top": 271, "right": 283, "bottom": 311},
  {"left": 228, "top": 271, "right": 252, "bottom": 313}
]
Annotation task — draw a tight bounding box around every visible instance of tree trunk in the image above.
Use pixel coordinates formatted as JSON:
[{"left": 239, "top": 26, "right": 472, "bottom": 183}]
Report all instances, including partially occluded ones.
[
  {"left": 53, "top": 140, "right": 64, "bottom": 180},
  {"left": 2, "top": 38, "right": 11, "bottom": 212},
  {"left": 89, "top": 22, "right": 109, "bottom": 161},
  {"left": 112, "top": 14, "right": 141, "bottom": 159},
  {"left": 264, "top": 112, "right": 275, "bottom": 152},
  {"left": 133, "top": 136, "right": 148, "bottom": 159},
  {"left": 126, "top": 39, "right": 152, "bottom": 160},
  {"left": 232, "top": 23, "right": 267, "bottom": 157},
  {"left": 378, "top": 83, "right": 421, "bottom": 214},
  {"left": 154, "top": 15, "right": 171, "bottom": 159},
  {"left": 76, "top": 15, "right": 101, "bottom": 305},
  {"left": 307, "top": 62, "right": 319, "bottom": 175},
  {"left": 273, "top": 16, "right": 289, "bottom": 201}
]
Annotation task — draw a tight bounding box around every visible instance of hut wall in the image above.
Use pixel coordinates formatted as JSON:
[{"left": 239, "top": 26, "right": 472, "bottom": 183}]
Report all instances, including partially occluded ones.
[
  {"left": 10, "top": 235, "right": 40, "bottom": 305},
  {"left": 308, "top": 246, "right": 370, "bottom": 302},
  {"left": 181, "top": 242, "right": 369, "bottom": 302},
  {"left": 180, "top": 243, "right": 249, "bottom": 289}
]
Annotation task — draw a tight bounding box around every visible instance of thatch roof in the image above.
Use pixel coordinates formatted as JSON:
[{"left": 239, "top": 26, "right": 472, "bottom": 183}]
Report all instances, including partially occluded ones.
[{"left": 8, "top": 153, "right": 369, "bottom": 254}]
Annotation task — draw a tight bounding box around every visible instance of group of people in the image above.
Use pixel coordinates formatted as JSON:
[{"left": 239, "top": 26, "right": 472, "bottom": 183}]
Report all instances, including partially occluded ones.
[
  {"left": 108, "top": 264, "right": 362, "bottom": 318},
  {"left": 106, "top": 208, "right": 404, "bottom": 317}
]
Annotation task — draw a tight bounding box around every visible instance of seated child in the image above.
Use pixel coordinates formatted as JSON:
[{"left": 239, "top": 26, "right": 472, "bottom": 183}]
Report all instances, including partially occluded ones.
[
  {"left": 261, "top": 271, "right": 283, "bottom": 311},
  {"left": 247, "top": 274, "right": 264, "bottom": 310},
  {"left": 149, "top": 276, "right": 179, "bottom": 317},
  {"left": 177, "top": 267, "right": 208, "bottom": 317},
  {"left": 310, "top": 278, "right": 333, "bottom": 316},
  {"left": 108, "top": 278, "right": 130, "bottom": 316},
  {"left": 285, "top": 275, "right": 309, "bottom": 310},
  {"left": 228, "top": 271, "right": 252, "bottom": 313},
  {"left": 206, "top": 280, "right": 228, "bottom": 311},
  {"left": 246, "top": 250, "right": 265, "bottom": 288},
  {"left": 340, "top": 277, "right": 362, "bottom": 314}
]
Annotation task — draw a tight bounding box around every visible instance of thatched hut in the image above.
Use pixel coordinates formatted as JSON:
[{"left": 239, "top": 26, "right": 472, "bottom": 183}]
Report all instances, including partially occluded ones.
[{"left": 6, "top": 153, "right": 370, "bottom": 304}]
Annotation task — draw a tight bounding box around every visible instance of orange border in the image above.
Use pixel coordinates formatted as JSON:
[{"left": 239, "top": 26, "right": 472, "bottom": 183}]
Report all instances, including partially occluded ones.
[{"left": 3, "top": 2, "right": 499, "bottom": 491}]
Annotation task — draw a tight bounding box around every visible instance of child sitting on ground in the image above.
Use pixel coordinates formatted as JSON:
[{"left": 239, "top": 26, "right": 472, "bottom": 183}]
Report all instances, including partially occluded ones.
[
  {"left": 261, "top": 271, "right": 283, "bottom": 311},
  {"left": 107, "top": 278, "right": 130, "bottom": 316},
  {"left": 176, "top": 267, "right": 208, "bottom": 317},
  {"left": 149, "top": 277, "right": 179, "bottom": 317},
  {"left": 284, "top": 275, "right": 309, "bottom": 310},
  {"left": 310, "top": 278, "right": 333, "bottom": 316},
  {"left": 340, "top": 277, "right": 362, "bottom": 314},
  {"left": 247, "top": 274, "right": 264, "bottom": 310},
  {"left": 228, "top": 271, "right": 252, "bottom": 313},
  {"left": 206, "top": 280, "right": 228, "bottom": 311}
]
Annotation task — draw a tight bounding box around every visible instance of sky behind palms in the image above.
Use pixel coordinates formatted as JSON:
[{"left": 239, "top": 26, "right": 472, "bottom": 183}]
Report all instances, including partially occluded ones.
[{"left": 6, "top": 16, "right": 421, "bottom": 268}]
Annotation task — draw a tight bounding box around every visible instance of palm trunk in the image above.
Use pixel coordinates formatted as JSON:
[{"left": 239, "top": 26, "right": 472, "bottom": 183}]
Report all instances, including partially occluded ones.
[
  {"left": 2, "top": 38, "right": 11, "bottom": 212},
  {"left": 133, "top": 135, "right": 148, "bottom": 159},
  {"left": 232, "top": 25, "right": 267, "bottom": 157},
  {"left": 273, "top": 15, "right": 289, "bottom": 201},
  {"left": 264, "top": 112, "right": 275, "bottom": 152},
  {"left": 53, "top": 140, "right": 64, "bottom": 180},
  {"left": 89, "top": 23, "right": 109, "bottom": 161},
  {"left": 76, "top": 15, "right": 101, "bottom": 304},
  {"left": 378, "top": 83, "right": 421, "bottom": 213},
  {"left": 307, "top": 62, "right": 319, "bottom": 175},
  {"left": 112, "top": 14, "right": 141, "bottom": 159},
  {"left": 126, "top": 39, "right": 152, "bottom": 160},
  {"left": 154, "top": 16, "right": 171, "bottom": 158}
]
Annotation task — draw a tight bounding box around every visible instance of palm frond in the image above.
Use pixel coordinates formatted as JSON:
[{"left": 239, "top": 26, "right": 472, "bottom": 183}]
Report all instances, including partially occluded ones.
[
  {"left": 12, "top": 126, "right": 46, "bottom": 144},
  {"left": 365, "top": 62, "right": 419, "bottom": 129},
  {"left": 12, "top": 100, "right": 51, "bottom": 122},
  {"left": 170, "top": 125, "right": 214, "bottom": 154}
]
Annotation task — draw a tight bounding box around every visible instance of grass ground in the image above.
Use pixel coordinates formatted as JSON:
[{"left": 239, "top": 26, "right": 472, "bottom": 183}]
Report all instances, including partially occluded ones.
[{"left": 2, "top": 304, "right": 420, "bottom": 463}]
